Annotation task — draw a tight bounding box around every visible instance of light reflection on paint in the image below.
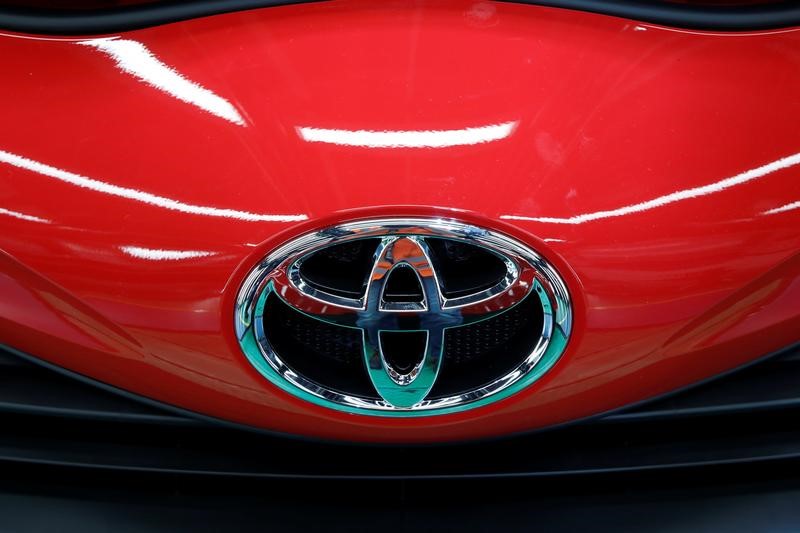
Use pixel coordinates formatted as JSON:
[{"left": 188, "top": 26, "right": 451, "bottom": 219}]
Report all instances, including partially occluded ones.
[
  {"left": 0, "top": 207, "right": 50, "bottom": 224},
  {"left": 297, "top": 121, "right": 518, "bottom": 148},
  {"left": 0, "top": 149, "right": 307, "bottom": 223},
  {"left": 763, "top": 200, "right": 800, "bottom": 216},
  {"left": 502, "top": 152, "right": 800, "bottom": 224},
  {"left": 78, "top": 37, "right": 245, "bottom": 126},
  {"left": 120, "top": 246, "right": 215, "bottom": 261}
]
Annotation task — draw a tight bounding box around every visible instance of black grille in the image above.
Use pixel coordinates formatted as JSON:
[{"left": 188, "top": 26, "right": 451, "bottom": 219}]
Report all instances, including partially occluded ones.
[
  {"left": 444, "top": 297, "right": 538, "bottom": 364},
  {"left": 0, "top": 342, "right": 798, "bottom": 478},
  {"left": 263, "top": 293, "right": 376, "bottom": 398},
  {"left": 296, "top": 237, "right": 510, "bottom": 301},
  {"left": 270, "top": 236, "right": 541, "bottom": 400},
  {"left": 297, "top": 238, "right": 380, "bottom": 298},
  {"left": 431, "top": 294, "right": 542, "bottom": 398},
  {"left": 425, "top": 238, "right": 509, "bottom": 299},
  {"left": 262, "top": 293, "right": 542, "bottom": 400}
]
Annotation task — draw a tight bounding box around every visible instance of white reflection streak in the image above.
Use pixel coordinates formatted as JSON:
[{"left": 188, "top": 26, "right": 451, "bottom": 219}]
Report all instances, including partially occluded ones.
[
  {"left": 297, "top": 121, "right": 518, "bottom": 148},
  {"left": 77, "top": 38, "right": 245, "bottom": 126},
  {"left": 763, "top": 200, "right": 800, "bottom": 216},
  {"left": 502, "top": 152, "right": 800, "bottom": 225},
  {"left": 120, "top": 246, "right": 214, "bottom": 261},
  {"left": 0, "top": 207, "right": 50, "bottom": 224},
  {"left": 0, "top": 150, "right": 306, "bottom": 223}
]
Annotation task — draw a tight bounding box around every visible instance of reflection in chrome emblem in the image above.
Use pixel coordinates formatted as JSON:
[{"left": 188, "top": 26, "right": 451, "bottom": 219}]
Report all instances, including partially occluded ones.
[{"left": 235, "top": 218, "right": 572, "bottom": 417}]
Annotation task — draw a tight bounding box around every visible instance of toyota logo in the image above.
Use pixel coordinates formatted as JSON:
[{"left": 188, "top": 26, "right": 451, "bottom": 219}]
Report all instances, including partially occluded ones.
[{"left": 235, "top": 218, "right": 572, "bottom": 416}]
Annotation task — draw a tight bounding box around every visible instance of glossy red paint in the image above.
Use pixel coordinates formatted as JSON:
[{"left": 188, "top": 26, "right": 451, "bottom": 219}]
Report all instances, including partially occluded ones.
[{"left": 0, "top": 0, "right": 799, "bottom": 442}]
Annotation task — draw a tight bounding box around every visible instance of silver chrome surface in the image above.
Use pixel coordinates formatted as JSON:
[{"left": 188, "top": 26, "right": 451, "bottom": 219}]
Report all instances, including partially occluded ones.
[{"left": 235, "top": 218, "right": 573, "bottom": 416}]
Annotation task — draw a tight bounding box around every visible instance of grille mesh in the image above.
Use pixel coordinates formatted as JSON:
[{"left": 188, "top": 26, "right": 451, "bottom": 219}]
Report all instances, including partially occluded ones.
[
  {"left": 264, "top": 293, "right": 542, "bottom": 399},
  {"left": 274, "top": 300, "right": 362, "bottom": 366},
  {"left": 444, "top": 300, "right": 535, "bottom": 365},
  {"left": 263, "top": 294, "right": 374, "bottom": 397},
  {"left": 267, "top": 236, "right": 543, "bottom": 399}
]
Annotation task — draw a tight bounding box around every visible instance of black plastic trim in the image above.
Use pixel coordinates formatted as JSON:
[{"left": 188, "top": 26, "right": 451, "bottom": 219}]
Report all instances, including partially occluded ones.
[
  {"left": 0, "top": 0, "right": 799, "bottom": 35},
  {"left": 0, "top": 343, "right": 318, "bottom": 443},
  {"left": 4, "top": 462, "right": 800, "bottom": 533},
  {"left": 1, "top": 342, "right": 800, "bottom": 478},
  {"left": 506, "top": 0, "right": 800, "bottom": 31},
  {"left": 0, "top": 401, "right": 197, "bottom": 425},
  {"left": 0, "top": 350, "right": 27, "bottom": 366},
  {"left": 1, "top": 340, "right": 798, "bottom": 447},
  {"left": 3, "top": 447, "right": 800, "bottom": 480},
  {"left": 0, "top": 0, "right": 319, "bottom": 35}
]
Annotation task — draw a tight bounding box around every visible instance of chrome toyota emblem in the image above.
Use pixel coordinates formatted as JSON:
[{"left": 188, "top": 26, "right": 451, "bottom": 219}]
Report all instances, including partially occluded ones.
[{"left": 235, "top": 218, "right": 572, "bottom": 416}]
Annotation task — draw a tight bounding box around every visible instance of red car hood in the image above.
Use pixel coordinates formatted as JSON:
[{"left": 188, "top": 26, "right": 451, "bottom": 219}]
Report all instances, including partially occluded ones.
[{"left": 0, "top": 0, "right": 799, "bottom": 442}]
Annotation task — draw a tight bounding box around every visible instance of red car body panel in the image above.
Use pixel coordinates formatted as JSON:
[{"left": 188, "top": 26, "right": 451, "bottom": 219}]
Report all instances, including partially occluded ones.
[{"left": 0, "top": 0, "right": 798, "bottom": 442}]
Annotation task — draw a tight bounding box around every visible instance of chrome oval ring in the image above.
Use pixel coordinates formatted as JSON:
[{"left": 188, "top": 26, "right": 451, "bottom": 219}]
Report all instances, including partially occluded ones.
[{"left": 234, "top": 217, "right": 572, "bottom": 417}]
